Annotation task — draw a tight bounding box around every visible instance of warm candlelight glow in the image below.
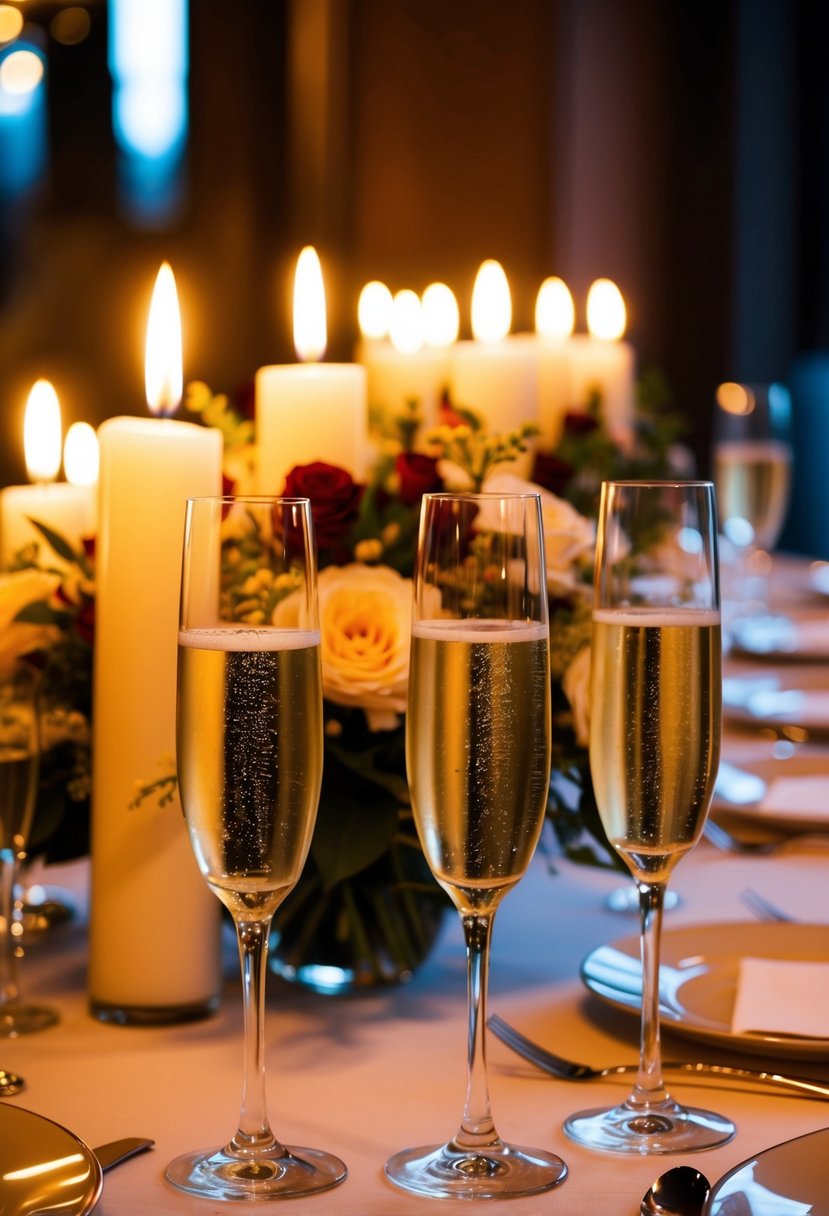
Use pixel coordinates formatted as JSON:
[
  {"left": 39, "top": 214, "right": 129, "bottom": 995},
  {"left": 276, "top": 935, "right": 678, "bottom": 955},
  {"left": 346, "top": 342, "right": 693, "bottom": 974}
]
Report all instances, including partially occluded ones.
[
  {"left": 389, "top": 289, "right": 424, "bottom": 355},
  {"left": 535, "top": 277, "right": 575, "bottom": 340},
  {"left": 0, "top": 48, "right": 43, "bottom": 94},
  {"left": 64, "top": 422, "right": 99, "bottom": 486},
  {"left": 471, "top": 260, "right": 511, "bottom": 343},
  {"left": 293, "top": 245, "right": 327, "bottom": 362},
  {"left": 422, "top": 283, "right": 459, "bottom": 347},
  {"left": 586, "top": 278, "right": 626, "bottom": 341},
  {"left": 24, "top": 379, "right": 61, "bottom": 483},
  {"left": 358, "top": 280, "right": 393, "bottom": 340},
  {"left": 145, "top": 262, "right": 183, "bottom": 415},
  {"left": 716, "top": 381, "right": 754, "bottom": 416}
]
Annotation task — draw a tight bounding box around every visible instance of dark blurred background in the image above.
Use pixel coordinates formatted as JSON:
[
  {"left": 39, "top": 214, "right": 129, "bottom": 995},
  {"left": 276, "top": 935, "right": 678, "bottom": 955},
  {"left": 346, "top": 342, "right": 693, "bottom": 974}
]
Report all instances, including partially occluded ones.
[{"left": 1, "top": 0, "right": 828, "bottom": 550}]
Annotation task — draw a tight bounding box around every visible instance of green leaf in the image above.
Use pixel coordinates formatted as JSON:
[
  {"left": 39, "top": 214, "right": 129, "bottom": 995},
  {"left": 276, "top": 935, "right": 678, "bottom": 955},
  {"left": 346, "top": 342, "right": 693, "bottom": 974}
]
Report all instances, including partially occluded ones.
[
  {"left": 14, "top": 602, "right": 72, "bottom": 627},
  {"left": 312, "top": 793, "right": 400, "bottom": 889},
  {"left": 29, "top": 519, "right": 80, "bottom": 565}
]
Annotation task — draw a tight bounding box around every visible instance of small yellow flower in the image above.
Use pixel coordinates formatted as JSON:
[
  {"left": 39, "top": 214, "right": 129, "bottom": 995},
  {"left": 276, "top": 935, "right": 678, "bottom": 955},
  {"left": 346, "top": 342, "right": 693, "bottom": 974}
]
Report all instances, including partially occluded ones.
[
  {"left": 381, "top": 522, "right": 401, "bottom": 546},
  {"left": 354, "top": 539, "right": 384, "bottom": 563}
]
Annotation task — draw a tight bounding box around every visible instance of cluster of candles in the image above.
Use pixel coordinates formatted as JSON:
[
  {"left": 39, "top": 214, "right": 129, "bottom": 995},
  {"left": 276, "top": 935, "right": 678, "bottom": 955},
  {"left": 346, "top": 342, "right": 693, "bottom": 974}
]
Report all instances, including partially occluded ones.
[{"left": 0, "top": 247, "right": 636, "bottom": 1014}]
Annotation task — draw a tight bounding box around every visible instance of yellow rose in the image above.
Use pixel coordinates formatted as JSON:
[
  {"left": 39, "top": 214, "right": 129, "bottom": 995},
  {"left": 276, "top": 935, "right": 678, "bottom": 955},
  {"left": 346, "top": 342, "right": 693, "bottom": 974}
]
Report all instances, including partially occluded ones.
[
  {"left": 0, "top": 570, "right": 61, "bottom": 684},
  {"left": 317, "top": 564, "right": 412, "bottom": 729}
]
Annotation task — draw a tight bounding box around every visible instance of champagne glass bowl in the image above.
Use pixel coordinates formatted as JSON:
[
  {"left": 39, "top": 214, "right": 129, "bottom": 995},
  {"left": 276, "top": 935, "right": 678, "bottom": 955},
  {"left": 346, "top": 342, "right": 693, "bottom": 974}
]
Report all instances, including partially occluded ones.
[
  {"left": 166, "top": 496, "right": 346, "bottom": 1202},
  {"left": 384, "top": 491, "right": 568, "bottom": 1200},
  {"left": 563, "top": 480, "right": 734, "bottom": 1155}
]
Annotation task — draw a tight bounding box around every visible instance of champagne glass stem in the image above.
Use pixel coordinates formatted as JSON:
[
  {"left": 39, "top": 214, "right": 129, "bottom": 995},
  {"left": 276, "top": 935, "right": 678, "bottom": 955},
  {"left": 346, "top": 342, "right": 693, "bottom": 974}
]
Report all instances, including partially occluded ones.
[
  {"left": 231, "top": 916, "right": 282, "bottom": 1156},
  {"left": 632, "top": 880, "right": 668, "bottom": 1109},
  {"left": 0, "top": 851, "right": 21, "bottom": 1007},
  {"left": 454, "top": 912, "right": 497, "bottom": 1150}
]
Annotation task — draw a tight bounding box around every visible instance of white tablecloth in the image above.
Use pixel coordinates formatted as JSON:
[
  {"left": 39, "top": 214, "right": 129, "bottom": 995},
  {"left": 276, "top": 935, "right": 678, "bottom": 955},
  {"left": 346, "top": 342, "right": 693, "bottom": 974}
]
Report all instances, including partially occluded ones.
[{"left": 6, "top": 555, "right": 829, "bottom": 1214}]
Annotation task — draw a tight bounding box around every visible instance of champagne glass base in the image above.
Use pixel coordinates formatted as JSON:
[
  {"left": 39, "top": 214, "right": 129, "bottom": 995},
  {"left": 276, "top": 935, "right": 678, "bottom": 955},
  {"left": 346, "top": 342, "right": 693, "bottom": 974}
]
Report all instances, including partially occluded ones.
[
  {"left": 166, "top": 1144, "right": 347, "bottom": 1201},
  {"left": 384, "top": 1138, "right": 568, "bottom": 1200},
  {"left": 563, "top": 1097, "right": 735, "bottom": 1155},
  {"left": 604, "top": 885, "right": 680, "bottom": 914},
  {"left": 0, "top": 1003, "right": 59, "bottom": 1037}
]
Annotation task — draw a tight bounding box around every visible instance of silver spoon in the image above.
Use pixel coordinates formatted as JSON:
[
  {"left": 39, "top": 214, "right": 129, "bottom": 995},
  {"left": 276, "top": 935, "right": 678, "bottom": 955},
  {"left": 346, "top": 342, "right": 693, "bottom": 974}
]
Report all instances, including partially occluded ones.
[
  {"left": 0, "top": 1067, "right": 23, "bottom": 1096},
  {"left": 640, "top": 1165, "right": 710, "bottom": 1216}
]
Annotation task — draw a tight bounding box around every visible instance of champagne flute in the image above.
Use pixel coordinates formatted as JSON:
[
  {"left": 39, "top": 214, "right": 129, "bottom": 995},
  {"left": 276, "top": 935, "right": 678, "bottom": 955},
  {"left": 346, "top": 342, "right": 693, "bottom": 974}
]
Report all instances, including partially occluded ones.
[
  {"left": 0, "top": 666, "right": 58, "bottom": 1036},
  {"left": 166, "top": 496, "right": 347, "bottom": 1202},
  {"left": 385, "top": 492, "right": 568, "bottom": 1200},
  {"left": 713, "top": 381, "right": 792, "bottom": 614},
  {"left": 564, "top": 480, "right": 733, "bottom": 1154}
]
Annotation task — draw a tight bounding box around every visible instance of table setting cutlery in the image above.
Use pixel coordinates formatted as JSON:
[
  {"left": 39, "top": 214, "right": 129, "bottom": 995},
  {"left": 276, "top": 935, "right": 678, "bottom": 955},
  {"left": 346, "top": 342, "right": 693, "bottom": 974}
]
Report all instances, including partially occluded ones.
[
  {"left": 738, "top": 887, "right": 793, "bottom": 922},
  {"left": 0, "top": 1103, "right": 153, "bottom": 1215},
  {"left": 642, "top": 1125, "right": 829, "bottom": 1215},
  {"left": 487, "top": 1015, "right": 829, "bottom": 1099}
]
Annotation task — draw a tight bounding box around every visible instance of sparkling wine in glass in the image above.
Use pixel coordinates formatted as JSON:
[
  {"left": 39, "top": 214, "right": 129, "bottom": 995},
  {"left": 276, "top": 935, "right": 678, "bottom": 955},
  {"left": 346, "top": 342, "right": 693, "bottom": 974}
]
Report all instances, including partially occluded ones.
[
  {"left": 385, "top": 492, "right": 568, "bottom": 1200},
  {"left": 713, "top": 381, "right": 792, "bottom": 613},
  {"left": 166, "top": 496, "right": 347, "bottom": 1202},
  {"left": 0, "top": 667, "right": 58, "bottom": 1036},
  {"left": 564, "top": 480, "right": 734, "bottom": 1154}
]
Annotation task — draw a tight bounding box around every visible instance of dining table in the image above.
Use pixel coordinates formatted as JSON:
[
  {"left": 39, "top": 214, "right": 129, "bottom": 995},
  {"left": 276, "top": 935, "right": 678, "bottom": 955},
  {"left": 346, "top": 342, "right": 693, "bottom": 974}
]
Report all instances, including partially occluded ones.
[{"left": 6, "top": 553, "right": 829, "bottom": 1215}]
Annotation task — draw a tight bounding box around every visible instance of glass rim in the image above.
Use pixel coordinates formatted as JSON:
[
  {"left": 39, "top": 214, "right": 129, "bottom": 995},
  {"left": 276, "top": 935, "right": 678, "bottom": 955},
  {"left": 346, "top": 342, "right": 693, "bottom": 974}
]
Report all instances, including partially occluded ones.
[
  {"left": 186, "top": 495, "right": 312, "bottom": 506},
  {"left": 422, "top": 490, "right": 543, "bottom": 501},
  {"left": 601, "top": 479, "right": 714, "bottom": 490}
]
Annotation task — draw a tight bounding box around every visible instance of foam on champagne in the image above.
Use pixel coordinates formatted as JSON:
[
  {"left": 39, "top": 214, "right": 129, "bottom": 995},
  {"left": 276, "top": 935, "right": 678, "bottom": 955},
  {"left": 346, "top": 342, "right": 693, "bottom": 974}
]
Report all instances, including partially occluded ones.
[
  {"left": 412, "top": 618, "right": 549, "bottom": 644},
  {"left": 179, "top": 627, "right": 321, "bottom": 651}
]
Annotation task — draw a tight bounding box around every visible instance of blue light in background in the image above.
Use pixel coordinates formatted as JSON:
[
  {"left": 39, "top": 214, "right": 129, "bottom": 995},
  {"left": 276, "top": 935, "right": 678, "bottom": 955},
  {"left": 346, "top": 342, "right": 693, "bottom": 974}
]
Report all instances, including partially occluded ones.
[
  {"left": 108, "top": 0, "right": 189, "bottom": 227},
  {"left": 0, "top": 42, "right": 47, "bottom": 198}
]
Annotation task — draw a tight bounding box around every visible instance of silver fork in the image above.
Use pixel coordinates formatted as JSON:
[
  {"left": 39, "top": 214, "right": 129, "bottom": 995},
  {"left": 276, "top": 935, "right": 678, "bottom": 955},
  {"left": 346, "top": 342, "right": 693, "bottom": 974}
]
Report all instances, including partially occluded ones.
[
  {"left": 487, "top": 1014, "right": 829, "bottom": 1099},
  {"left": 704, "top": 817, "right": 829, "bottom": 856},
  {"left": 738, "top": 887, "right": 794, "bottom": 922}
]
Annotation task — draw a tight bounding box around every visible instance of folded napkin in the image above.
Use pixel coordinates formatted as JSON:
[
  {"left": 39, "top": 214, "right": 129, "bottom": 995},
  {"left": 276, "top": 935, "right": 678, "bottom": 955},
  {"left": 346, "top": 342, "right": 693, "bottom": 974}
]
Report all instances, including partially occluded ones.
[
  {"left": 732, "top": 956, "right": 829, "bottom": 1038},
  {"left": 754, "top": 775, "right": 829, "bottom": 824}
]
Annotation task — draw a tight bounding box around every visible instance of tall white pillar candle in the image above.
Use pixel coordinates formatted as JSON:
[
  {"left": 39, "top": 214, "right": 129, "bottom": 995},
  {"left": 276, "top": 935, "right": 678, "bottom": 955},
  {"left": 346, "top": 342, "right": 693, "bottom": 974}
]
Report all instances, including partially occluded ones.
[{"left": 89, "top": 264, "right": 223, "bottom": 1022}]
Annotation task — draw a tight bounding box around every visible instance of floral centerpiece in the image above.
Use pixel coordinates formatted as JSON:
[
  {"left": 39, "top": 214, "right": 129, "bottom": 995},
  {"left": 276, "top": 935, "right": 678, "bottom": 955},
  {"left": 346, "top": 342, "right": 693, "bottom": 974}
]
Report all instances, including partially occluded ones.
[{"left": 6, "top": 371, "right": 683, "bottom": 989}]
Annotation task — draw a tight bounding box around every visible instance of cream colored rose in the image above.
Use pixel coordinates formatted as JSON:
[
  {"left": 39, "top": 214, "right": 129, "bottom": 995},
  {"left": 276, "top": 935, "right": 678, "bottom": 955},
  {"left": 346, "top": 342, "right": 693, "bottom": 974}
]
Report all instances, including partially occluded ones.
[
  {"left": 562, "top": 644, "right": 591, "bottom": 747},
  {"left": 0, "top": 570, "right": 61, "bottom": 683},
  {"left": 277, "top": 564, "right": 413, "bottom": 729},
  {"left": 482, "top": 472, "right": 594, "bottom": 594}
]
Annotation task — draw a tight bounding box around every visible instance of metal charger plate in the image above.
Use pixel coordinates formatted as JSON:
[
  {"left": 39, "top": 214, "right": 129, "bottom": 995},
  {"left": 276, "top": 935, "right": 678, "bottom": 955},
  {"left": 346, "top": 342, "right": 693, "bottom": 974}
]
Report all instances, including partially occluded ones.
[
  {"left": 581, "top": 921, "right": 829, "bottom": 1060},
  {"left": 0, "top": 1103, "right": 102, "bottom": 1214}
]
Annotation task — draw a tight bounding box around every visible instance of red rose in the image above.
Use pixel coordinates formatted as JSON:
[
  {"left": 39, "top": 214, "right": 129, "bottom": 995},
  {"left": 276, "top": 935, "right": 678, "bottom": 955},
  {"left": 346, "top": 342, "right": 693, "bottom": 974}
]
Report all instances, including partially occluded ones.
[
  {"left": 563, "top": 410, "right": 600, "bottom": 435},
  {"left": 283, "top": 462, "right": 363, "bottom": 548},
  {"left": 395, "top": 451, "right": 443, "bottom": 506},
  {"left": 531, "top": 451, "right": 573, "bottom": 497}
]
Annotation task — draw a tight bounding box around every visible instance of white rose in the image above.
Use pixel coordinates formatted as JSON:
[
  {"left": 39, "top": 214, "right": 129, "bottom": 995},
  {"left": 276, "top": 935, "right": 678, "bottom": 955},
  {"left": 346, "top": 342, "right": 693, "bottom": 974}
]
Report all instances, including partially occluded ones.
[
  {"left": 277, "top": 564, "right": 413, "bottom": 730},
  {"left": 0, "top": 570, "right": 61, "bottom": 684},
  {"left": 482, "top": 472, "right": 594, "bottom": 594},
  {"left": 562, "top": 644, "right": 591, "bottom": 747}
]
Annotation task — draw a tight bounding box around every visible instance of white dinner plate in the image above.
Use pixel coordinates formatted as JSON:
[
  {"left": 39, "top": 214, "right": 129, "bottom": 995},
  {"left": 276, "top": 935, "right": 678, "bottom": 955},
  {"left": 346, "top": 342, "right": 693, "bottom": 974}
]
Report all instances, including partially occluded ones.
[
  {"left": 580, "top": 922, "right": 829, "bottom": 1060},
  {"left": 730, "top": 613, "right": 829, "bottom": 660},
  {"left": 712, "top": 757, "right": 829, "bottom": 831},
  {"left": 723, "top": 675, "right": 829, "bottom": 737}
]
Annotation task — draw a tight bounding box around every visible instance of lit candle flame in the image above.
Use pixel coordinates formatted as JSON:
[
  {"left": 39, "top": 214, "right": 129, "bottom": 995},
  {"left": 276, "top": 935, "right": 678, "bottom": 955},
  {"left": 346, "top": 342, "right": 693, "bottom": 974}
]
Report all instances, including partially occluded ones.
[
  {"left": 24, "top": 379, "right": 61, "bottom": 483},
  {"left": 422, "top": 283, "right": 459, "bottom": 348},
  {"left": 358, "top": 280, "right": 393, "bottom": 340},
  {"left": 145, "top": 262, "right": 183, "bottom": 415},
  {"left": 586, "top": 278, "right": 626, "bottom": 341},
  {"left": 471, "top": 260, "right": 511, "bottom": 343},
  {"left": 293, "top": 246, "right": 326, "bottom": 362},
  {"left": 389, "top": 289, "right": 423, "bottom": 355},
  {"left": 64, "top": 422, "right": 99, "bottom": 486},
  {"left": 535, "top": 277, "right": 575, "bottom": 340}
]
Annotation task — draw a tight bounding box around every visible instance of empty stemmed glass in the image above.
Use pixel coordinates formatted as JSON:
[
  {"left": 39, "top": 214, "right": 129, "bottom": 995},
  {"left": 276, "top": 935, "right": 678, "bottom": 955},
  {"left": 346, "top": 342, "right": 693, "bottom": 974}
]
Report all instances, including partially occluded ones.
[
  {"left": 0, "top": 665, "right": 58, "bottom": 1037},
  {"left": 166, "top": 496, "right": 347, "bottom": 1202},
  {"left": 564, "top": 480, "right": 733, "bottom": 1154},
  {"left": 385, "top": 491, "right": 568, "bottom": 1200}
]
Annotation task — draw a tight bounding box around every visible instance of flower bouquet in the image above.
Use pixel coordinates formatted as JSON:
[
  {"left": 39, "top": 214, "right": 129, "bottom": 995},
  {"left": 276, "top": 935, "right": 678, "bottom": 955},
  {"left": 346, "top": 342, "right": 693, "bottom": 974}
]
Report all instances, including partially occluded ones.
[{"left": 6, "top": 371, "right": 684, "bottom": 990}]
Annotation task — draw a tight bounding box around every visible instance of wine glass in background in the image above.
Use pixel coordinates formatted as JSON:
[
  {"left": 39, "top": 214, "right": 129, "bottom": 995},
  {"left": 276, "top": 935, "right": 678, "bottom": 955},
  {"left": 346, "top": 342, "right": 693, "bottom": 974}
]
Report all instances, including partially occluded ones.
[
  {"left": 166, "top": 496, "right": 347, "bottom": 1202},
  {"left": 0, "top": 666, "right": 58, "bottom": 1036},
  {"left": 385, "top": 492, "right": 568, "bottom": 1200},
  {"left": 713, "top": 381, "right": 793, "bottom": 619},
  {"left": 564, "top": 480, "right": 733, "bottom": 1154}
]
